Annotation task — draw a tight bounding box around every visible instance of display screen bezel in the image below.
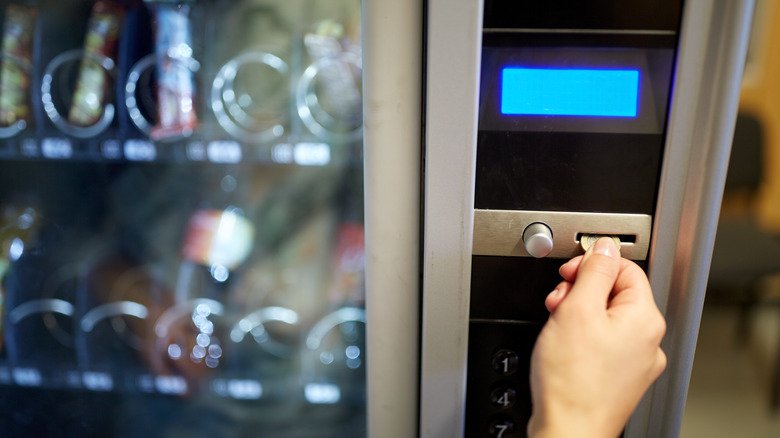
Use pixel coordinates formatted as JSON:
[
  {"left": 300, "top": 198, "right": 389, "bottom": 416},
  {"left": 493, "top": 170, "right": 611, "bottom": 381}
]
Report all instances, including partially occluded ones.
[{"left": 479, "top": 46, "right": 676, "bottom": 134}]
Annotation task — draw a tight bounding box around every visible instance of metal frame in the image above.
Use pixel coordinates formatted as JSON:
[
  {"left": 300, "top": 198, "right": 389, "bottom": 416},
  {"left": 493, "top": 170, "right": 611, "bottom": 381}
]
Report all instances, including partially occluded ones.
[
  {"left": 627, "top": 1, "right": 755, "bottom": 437},
  {"left": 362, "top": 1, "right": 424, "bottom": 437},
  {"left": 417, "top": 0, "right": 484, "bottom": 436},
  {"left": 364, "top": 0, "right": 752, "bottom": 436}
]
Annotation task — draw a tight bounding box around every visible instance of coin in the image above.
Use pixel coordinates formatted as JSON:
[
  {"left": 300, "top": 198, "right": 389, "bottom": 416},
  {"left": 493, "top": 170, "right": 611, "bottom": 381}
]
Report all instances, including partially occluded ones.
[{"left": 580, "top": 234, "right": 622, "bottom": 253}]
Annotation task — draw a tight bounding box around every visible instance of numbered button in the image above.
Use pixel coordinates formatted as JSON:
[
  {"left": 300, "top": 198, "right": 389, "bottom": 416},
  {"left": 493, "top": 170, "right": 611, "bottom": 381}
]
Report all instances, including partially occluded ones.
[
  {"left": 491, "top": 349, "right": 519, "bottom": 375},
  {"left": 489, "top": 385, "right": 517, "bottom": 409},
  {"left": 488, "top": 416, "right": 516, "bottom": 438}
]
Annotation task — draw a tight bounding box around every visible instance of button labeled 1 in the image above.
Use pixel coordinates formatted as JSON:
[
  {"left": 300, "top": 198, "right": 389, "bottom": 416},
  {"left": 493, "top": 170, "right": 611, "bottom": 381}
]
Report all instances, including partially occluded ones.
[{"left": 491, "top": 349, "right": 519, "bottom": 375}]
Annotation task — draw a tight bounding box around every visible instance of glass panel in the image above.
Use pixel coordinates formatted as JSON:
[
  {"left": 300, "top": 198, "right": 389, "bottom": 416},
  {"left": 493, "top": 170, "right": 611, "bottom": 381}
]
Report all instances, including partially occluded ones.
[{"left": 0, "top": 0, "right": 365, "bottom": 436}]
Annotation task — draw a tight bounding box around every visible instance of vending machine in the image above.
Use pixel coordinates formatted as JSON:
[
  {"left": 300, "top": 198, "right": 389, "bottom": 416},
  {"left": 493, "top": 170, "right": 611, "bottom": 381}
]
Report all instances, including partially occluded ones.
[
  {"left": 0, "top": 0, "right": 754, "bottom": 437},
  {"left": 0, "top": 0, "right": 365, "bottom": 436},
  {"left": 364, "top": 0, "right": 753, "bottom": 438}
]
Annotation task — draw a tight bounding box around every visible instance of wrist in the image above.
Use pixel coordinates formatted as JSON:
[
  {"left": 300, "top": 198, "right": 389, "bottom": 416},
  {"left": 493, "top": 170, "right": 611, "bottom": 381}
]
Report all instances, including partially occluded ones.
[
  {"left": 528, "top": 405, "right": 620, "bottom": 438},
  {"left": 530, "top": 422, "right": 605, "bottom": 438}
]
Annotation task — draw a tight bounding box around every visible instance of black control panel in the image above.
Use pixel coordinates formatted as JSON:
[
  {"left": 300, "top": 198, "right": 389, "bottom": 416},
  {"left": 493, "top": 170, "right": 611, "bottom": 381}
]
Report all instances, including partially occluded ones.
[{"left": 465, "top": 1, "right": 683, "bottom": 436}]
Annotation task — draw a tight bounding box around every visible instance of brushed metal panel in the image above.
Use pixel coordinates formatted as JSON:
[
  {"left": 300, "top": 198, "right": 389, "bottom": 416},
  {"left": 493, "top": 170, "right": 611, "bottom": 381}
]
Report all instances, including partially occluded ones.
[{"left": 473, "top": 209, "right": 652, "bottom": 260}]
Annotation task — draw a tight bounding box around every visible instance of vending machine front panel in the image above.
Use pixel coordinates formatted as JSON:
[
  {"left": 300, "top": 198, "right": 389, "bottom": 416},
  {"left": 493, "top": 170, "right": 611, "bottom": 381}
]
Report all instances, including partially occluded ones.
[
  {"left": 465, "top": 4, "right": 682, "bottom": 434},
  {"left": 414, "top": 0, "right": 753, "bottom": 437}
]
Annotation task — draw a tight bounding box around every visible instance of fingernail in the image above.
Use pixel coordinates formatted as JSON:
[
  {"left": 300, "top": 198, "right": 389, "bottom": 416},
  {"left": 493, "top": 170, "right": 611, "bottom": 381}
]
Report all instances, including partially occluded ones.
[{"left": 593, "top": 237, "right": 618, "bottom": 259}]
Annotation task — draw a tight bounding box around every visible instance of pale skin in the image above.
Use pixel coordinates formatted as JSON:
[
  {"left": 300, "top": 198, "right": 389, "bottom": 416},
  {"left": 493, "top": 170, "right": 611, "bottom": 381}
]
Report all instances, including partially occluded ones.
[{"left": 528, "top": 237, "right": 667, "bottom": 438}]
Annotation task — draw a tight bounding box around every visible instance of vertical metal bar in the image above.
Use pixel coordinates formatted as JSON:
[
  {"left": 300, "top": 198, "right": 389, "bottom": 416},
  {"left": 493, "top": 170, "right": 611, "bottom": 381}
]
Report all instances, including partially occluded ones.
[
  {"left": 362, "top": 1, "right": 424, "bottom": 437},
  {"left": 626, "top": 1, "right": 755, "bottom": 437},
  {"left": 419, "top": 0, "right": 483, "bottom": 437}
]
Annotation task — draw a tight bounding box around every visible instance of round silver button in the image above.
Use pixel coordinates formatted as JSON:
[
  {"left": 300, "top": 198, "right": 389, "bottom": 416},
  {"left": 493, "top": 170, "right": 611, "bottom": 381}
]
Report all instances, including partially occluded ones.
[{"left": 523, "top": 222, "right": 553, "bottom": 258}]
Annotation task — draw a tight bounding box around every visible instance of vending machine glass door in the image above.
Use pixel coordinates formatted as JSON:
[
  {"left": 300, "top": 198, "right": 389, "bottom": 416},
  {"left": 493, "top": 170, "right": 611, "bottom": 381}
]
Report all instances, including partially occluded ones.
[{"left": 0, "top": 0, "right": 366, "bottom": 436}]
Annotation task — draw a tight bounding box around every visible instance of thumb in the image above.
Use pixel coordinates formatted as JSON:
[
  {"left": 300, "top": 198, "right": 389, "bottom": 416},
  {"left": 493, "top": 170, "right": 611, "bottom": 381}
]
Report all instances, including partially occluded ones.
[{"left": 562, "top": 237, "right": 620, "bottom": 311}]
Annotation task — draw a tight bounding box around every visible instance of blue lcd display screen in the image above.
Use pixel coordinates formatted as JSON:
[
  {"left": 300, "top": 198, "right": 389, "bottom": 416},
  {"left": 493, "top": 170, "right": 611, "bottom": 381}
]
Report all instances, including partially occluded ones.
[{"left": 500, "top": 68, "right": 640, "bottom": 117}]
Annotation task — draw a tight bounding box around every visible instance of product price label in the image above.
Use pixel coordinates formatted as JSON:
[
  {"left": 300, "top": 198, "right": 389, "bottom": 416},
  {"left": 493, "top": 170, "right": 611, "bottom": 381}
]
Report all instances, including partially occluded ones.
[
  {"left": 42, "top": 137, "right": 73, "bottom": 159},
  {"left": 124, "top": 139, "right": 156, "bottom": 161},
  {"left": 19, "top": 138, "right": 38, "bottom": 157},
  {"left": 83, "top": 371, "right": 114, "bottom": 391},
  {"left": 186, "top": 141, "right": 206, "bottom": 161},
  {"left": 207, "top": 140, "right": 242, "bottom": 163},
  {"left": 100, "top": 139, "right": 122, "bottom": 159},
  {"left": 12, "top": 367, "right": 42, "bottom": 386}
]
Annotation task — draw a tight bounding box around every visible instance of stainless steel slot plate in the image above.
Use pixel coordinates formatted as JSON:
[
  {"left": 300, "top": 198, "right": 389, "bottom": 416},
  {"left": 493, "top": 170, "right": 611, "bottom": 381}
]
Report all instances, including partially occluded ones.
[{"left": 472, "top": 209, "right": 652, "bottom": 260}]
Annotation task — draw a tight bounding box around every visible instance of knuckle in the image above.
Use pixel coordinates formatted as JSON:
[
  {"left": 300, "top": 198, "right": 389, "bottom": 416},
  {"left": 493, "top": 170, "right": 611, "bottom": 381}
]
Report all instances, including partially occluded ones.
[
  {"left": 651, "top": 349, "right": 668, "bottom": 378},
  {"left": 651, "top": 310, "right": 667, "bottom": 336},
  {"left": 658, "top": 314, "right": 667, "bottom": 334}
]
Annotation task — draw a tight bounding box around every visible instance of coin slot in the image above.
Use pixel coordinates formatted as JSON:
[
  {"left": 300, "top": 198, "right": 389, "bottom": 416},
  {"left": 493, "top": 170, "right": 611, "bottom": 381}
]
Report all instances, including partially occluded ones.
[{"left": 575, "top": 233, "right": 637, "bottom": 245}]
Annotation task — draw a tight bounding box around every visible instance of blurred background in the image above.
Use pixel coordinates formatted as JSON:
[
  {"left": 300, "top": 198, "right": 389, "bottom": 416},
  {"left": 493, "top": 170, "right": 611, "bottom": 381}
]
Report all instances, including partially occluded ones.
[{"left": 681, "top": 0, "right": 780, "bottom": 435}]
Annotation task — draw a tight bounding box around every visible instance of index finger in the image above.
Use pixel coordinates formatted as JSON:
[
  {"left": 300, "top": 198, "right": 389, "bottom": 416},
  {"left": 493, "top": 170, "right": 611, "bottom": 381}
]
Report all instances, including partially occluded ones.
[{"left": 559, "top": 255, "right": 583, "bottom": 282}]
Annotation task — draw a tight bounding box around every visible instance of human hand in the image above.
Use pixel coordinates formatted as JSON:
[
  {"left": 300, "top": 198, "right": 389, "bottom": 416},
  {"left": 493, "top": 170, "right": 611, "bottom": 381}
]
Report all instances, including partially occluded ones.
[{"left": 527, "top": 237, "right": 667, "bottom": 438}]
